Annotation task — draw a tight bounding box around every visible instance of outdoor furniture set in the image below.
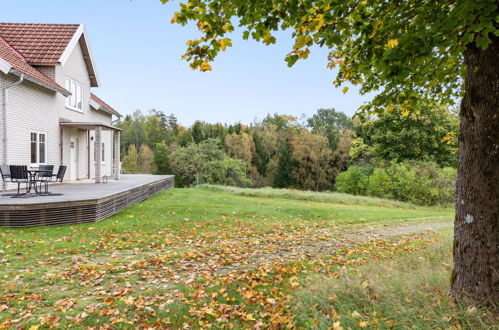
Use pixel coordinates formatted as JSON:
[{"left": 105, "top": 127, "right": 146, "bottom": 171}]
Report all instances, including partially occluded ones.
[{"left": 0, "top": 165, "right": 66, "bottom": 198}]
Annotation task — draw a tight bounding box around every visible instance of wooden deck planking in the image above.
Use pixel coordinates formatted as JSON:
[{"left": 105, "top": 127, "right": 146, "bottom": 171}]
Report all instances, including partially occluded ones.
[{"left": 0, "top": 174, "right": 174, "bottom": 227}]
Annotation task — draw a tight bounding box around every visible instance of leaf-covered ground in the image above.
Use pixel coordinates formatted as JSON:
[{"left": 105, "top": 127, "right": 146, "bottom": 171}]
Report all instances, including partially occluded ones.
[{"left": 0, "top": 187, "right": 495, "bottom": 328}]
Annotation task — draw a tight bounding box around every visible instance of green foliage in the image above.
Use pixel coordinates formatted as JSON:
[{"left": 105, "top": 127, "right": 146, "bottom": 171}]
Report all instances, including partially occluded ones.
[
  {"left": 335, "top": 166, "right": 370, "bottom": 196},
  {"left": 116, "top": 109, "right": 179, "bottom": 154},
  {"left": 116, "top": 109, "right": 458, "bottom": 204},
  {"left": 359, "top": 105, "right": 459, "bottom": 167},
  {"left": 117, "top": 110, "right": 145, "bottom": 155},
  {"left": 122, "top": 144, "right": 139, "bottom": 174},
  {"left": 348, "top": 137, "right": 376, "bottom": 166},
  {"left": 292, "top": 129, "right": 336, "bottom": 191},
  {"left": 367, "top": 168, "right": 393, "bottom": 199},
  {"left": 170, "top": 138, "right": 224, "bottom": 186},
  {"left": 190, "top": 120, "right": 226, "bottom": 145},
  {"left": 137, "top": 145, "right": 156, "bottom": 174},
  {"left": 221, "top": 157, "right": 252, "bottom": 187},
  {"left": 169, "top": 138, "right": 250, "bottom": 187},
  {"left": 274, "top": 138, "right": 297, "bottom": 188},
  {"left": 153, "top": 142, "right": 172, "bottom": 175},
  {"left": 336, "top": 162, "right": 456, "bottom": 206},
  {"left": 390, "top": 162, "right": 457, "bottom": 206},
  {"left": 123, "top": 144, "right": 158, "bottom": 174},
  {"left": 307, "top": 108, "right": 354, "bottom": 150}
]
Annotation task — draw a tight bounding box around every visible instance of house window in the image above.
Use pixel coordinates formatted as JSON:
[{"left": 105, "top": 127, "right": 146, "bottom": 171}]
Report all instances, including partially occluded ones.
[
  {"left": 64, "top": 77, "right": 83, "bottom": 111},
  {"left": 30, "top": 132, "right": 47, "bottom": 165},
  {"left": 101, "top": 142, "right": 105, "bottom": 163}
]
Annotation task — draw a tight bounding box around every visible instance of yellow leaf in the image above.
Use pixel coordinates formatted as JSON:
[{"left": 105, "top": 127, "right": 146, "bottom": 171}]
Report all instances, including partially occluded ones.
[
  {"left": 170, "top": 13, "right": 179, "bottom": 24},
  {"left": 29, "top": 326, "right": 39, "bottom": 330},
  {"left": 332, "top": 321, "right": 343, "bottom": 330},
  {"left": 386, "top": 105, "right": 394, "bottom": 112},
  {"left": 246, "top": 313, "right": 255, "bottom": 321},
  {"left": 219, "top": 38, "right": 232, "bottom": 51},
  {"left": 199, "top": 61, "right": 212, "bottom": 72},
  {"left": 361, "top": 281, "right": 369, "bottom": 289},
  {"left": 401, "top": 108, "right": 410, "bottom": 117},
  {"left": 342, "top": 86, "right": 349, "bottom": 94},
  {"left": 197, "top": 21, "right": 205, "bottom": 31},
  {"left": 123, "top": 296, "right": 134, "bottom": 305},
  {"left": 313, "top": 14, "right": 325, "bottom": 32},
  {"left": 263, "top": 33, "right": 274, "bottom": 44},
  {"left": 385, "top": 39, "right": 399, "bottom": 48},
  {"left": 359, "top": 321, "right": 368, "bottom": 328},
  {"left": 294, "top": 35, "right": 311, "bottom": 49},
  {"left": 351, "top": 311, "right": 361, "bottom": 318}
]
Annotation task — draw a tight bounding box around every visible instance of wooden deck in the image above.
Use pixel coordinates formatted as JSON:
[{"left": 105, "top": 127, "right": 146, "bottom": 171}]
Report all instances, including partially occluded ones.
[{"left": 0, "top": 174, "right": 174, "bottom": 227}]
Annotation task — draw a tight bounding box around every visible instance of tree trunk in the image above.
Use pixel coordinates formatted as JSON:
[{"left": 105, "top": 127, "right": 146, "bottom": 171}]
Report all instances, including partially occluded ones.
[{"left": 451, "top": 36, "right": 499, "bottom": 304}]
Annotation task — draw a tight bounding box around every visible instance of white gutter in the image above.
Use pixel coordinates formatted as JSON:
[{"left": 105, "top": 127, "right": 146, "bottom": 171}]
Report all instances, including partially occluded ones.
[
  {"left": 3, "top": 74, "right": 24, "bottom": 167},
  {"left": 10, "top": 69, "right": 70, "bottom": 96}
]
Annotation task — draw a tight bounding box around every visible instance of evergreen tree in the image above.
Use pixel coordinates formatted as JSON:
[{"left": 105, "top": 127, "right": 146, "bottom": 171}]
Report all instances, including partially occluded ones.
[
  {"left": 153, "top": 142, "right": 172, "bottom": 174},
  {"left": 273, "top": 138, "right": 296, "bottom": 188}
]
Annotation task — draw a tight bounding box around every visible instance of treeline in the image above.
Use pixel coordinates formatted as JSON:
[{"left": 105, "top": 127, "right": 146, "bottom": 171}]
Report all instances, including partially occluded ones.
[{"left": 117, "top": 104, "right": 458, "bottom": 205}]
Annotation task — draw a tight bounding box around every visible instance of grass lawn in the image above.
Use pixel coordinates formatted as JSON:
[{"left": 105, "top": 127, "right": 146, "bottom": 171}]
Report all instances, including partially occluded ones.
[{"left": 0, "top": 186, "right": 495, "bottom": 328}]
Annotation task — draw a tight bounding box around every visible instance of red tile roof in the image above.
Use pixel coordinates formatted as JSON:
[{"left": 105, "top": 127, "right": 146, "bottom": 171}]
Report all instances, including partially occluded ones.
[
  {"left": 91, "top": 93, "right": 121, "bottom": 117},
  {"left": 0, "top": 23, "right": 79, "bottom": 65},
  {"left": 0, "top": 35, "right": 68, "bottom": 94}
]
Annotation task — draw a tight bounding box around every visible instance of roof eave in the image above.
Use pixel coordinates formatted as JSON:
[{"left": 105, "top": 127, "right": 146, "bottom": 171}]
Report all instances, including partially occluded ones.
[
  {"left": 90, "top": 98, "right": 122, "bottom": 118},
  {"left": 58, "top": 24, "right": 100, "bottom": 87},
  {"left": 10, "top": 68, "right": 71, "bottom": 96},
  {"left": 0, "top": 57, "right": 11, "bottom": 74}
]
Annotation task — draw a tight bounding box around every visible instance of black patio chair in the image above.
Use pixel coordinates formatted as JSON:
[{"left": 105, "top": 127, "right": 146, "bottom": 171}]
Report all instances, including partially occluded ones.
[
  {"left": 9, "top": 165, "right": 30, "bottom": 197},
  {"left": 0, "top": 165, "right": 16, "bottom": 196},
  {"left": 0, "top": 165, "right": 10, "bottom": 182},
  {"left": 37, "top": 165, "right": 54, "bottom": 194},
  {"left": 50, "top": 165, "right": 67, "bottom": 183}
]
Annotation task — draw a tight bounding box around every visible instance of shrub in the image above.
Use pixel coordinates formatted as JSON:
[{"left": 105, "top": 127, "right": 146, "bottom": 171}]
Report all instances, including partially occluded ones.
[
  {"left": 336, "top": 161, "right": 456, "bottom": 206},
  {"left": 335, "top": 165, "right": 370, "bottom": 195},
  {"left": 367, "top": 168, "right": 393, "bottom": 198}
]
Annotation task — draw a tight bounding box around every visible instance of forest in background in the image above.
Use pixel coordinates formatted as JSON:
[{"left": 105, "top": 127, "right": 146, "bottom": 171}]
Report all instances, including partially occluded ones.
[{"left": 117, "top": 104, "right": 458, "bottom": 206}]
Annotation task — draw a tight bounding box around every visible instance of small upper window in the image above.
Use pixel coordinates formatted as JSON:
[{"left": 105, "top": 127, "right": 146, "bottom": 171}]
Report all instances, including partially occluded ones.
[{"left": 64, "top": 77, "right": 83, "bottom": 111}]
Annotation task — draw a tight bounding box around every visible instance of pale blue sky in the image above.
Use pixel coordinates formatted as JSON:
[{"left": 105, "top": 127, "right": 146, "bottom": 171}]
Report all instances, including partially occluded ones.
[{"left": 2, "top": 0, "right": 373, "bottom": 125}]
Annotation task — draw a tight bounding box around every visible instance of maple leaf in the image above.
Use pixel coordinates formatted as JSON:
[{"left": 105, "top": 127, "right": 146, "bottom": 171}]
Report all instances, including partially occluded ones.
[
  {"left": 123, "top": 296, "right": 135, "bottom": 305},
  {"left": 332, "top": 321, "right": 343, "bottom": 330},
  {"left": 199, "top": 61, "right": 212, "bottom": 72},
  {"left": 385, "top": 39, "right": 399, "bottom": 48}
]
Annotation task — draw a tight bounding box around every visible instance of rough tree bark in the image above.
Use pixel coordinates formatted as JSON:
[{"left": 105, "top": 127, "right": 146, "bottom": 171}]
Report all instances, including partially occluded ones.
[{"left": 451, "top": 36, "right": 499, "bottom": 304}]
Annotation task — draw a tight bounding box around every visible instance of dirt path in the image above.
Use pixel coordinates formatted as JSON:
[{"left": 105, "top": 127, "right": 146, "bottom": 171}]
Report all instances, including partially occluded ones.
[{"left": 359, "top": 222, "right": 453, "bottom": 239}]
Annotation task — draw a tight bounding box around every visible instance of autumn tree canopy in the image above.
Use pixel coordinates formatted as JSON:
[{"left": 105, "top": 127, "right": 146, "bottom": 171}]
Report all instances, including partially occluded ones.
[{"left": 161, "top": 0, "right": 499, "bottom": 305}]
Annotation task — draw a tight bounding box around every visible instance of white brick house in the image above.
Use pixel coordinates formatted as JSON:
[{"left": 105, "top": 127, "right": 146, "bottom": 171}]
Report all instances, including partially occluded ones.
[{"left": 0, "top": 23, "right": 121, "bottom": 190}]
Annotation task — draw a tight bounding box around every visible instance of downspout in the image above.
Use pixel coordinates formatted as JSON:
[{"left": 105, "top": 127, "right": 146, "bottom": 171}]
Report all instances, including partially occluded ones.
[{"left": 2, "top": 74, "right": 24, "bottom": 190}]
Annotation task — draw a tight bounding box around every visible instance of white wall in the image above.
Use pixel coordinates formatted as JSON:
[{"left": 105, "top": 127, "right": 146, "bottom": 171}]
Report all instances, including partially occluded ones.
[
  {"left": 0, "top": 37, "right": 117, "bottom": 190},
  {"left": 0, "top": 73, "right": 59, "bottom": 189}
]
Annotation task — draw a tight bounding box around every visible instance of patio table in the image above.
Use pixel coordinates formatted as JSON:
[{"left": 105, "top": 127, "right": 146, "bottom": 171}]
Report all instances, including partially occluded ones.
[{"left": 27, "top": 170, "right": 53, "bottom": 196}]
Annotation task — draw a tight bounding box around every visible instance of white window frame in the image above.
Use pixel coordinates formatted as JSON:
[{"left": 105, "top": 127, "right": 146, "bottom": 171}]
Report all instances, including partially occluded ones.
[
  {"left": 93, "top": 141, "right": 106, "bottom": 165},
  {"left": 64, "top": 76, "right": 83, "bottom": 112},
  {"left": 30, "top": 131, "right": 48, "bottom": 167}
]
